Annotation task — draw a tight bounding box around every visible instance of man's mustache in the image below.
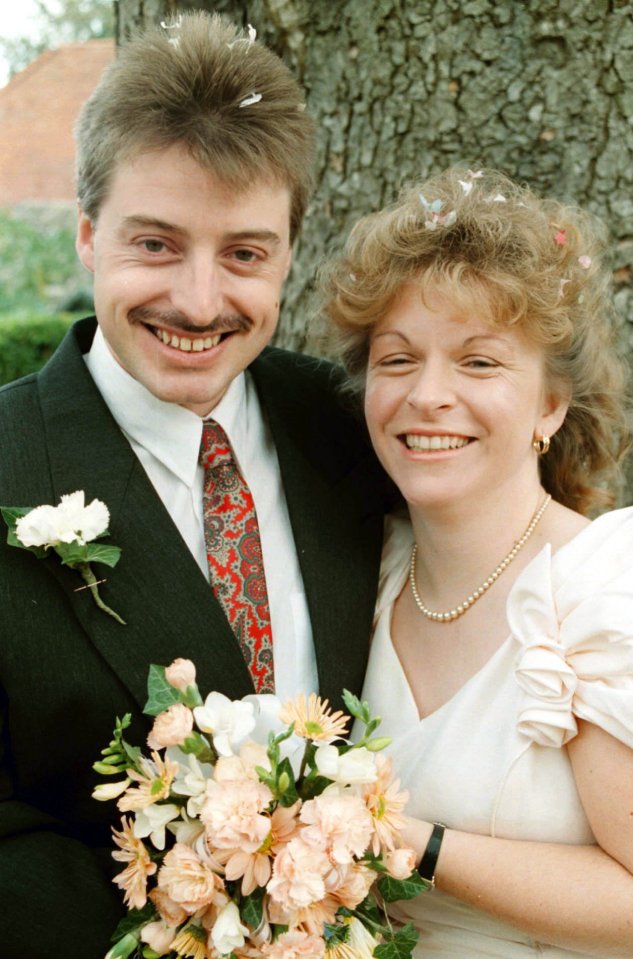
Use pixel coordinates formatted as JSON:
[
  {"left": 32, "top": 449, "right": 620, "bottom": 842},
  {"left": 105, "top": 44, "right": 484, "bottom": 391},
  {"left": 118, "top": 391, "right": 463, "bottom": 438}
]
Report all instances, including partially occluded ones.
[{"left": 129, "top": 305, "right": 252, "bottom": 336}]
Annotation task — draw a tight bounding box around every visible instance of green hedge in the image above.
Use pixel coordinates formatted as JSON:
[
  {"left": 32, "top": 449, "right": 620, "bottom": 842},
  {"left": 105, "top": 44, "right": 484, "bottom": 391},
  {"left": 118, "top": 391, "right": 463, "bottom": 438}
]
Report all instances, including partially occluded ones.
[{"left": 0, "top": 313, "right": 75, "bottom": 387}]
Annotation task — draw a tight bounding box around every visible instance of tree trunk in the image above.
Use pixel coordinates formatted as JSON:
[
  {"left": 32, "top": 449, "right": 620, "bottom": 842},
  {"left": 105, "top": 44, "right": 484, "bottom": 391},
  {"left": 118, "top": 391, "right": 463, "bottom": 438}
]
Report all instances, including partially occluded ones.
[
  {"left": 116, "top": 0, "right": 632, "bottom": 343},
  {"left": 116, "top": 0, "right": 632, "bottom": 494}
]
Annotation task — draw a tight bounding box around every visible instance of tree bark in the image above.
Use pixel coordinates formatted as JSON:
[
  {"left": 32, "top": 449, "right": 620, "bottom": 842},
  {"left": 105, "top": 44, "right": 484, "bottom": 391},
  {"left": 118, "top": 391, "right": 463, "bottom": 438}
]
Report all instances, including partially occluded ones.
[{"left": 116, "top": 0, "right": 632, "bottom": 495}]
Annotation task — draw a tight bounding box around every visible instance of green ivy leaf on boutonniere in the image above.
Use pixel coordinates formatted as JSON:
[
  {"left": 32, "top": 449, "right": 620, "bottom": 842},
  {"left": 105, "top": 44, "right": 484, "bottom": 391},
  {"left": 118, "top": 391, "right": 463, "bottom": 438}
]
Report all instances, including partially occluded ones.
[{"left": 1, "top": 490, "right": 125, "bottom": 624}]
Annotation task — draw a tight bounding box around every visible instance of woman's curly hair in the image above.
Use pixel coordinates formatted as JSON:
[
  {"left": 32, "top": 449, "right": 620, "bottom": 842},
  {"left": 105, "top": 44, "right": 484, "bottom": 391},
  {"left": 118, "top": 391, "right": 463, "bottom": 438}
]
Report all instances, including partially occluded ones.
[{"left": 318, "top": 168, "right": 631, "bottom": 515}]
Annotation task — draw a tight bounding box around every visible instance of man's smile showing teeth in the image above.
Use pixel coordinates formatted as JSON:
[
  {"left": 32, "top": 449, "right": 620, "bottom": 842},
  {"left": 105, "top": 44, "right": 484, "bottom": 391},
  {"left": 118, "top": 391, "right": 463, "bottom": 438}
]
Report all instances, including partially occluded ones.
[
  {"left": 152, "top": 327, "right": 223, "bottom": 352},
  {"left": 405, "top": 434, "right": 470, "bottom": 451}
]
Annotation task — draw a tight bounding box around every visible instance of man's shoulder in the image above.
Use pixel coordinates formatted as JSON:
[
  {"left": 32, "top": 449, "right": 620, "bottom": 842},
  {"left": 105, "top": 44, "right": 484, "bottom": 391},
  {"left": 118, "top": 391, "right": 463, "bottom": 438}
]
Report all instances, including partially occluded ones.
[
  {"left": 0, "top": 371, "right": 40, "bottom": 421},
  {"left": 253, "top": 345, "right": 357, "bottom": 414},
  {"left": 256, "top": 344, "right": 344, "bottom": 379}
]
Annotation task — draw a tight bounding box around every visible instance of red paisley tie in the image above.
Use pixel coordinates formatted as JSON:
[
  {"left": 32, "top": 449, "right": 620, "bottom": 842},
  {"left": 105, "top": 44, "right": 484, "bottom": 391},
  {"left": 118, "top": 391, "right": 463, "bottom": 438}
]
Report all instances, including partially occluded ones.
[{"left": 199, "top": 420, "right": 275, "bottom": 693}]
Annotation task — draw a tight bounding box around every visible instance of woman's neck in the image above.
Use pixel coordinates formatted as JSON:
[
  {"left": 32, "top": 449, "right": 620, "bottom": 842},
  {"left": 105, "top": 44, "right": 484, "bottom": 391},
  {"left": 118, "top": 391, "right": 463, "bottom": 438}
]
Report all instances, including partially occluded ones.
[{"left": 408, "top": 482, "right": 550, "bottom": 607}]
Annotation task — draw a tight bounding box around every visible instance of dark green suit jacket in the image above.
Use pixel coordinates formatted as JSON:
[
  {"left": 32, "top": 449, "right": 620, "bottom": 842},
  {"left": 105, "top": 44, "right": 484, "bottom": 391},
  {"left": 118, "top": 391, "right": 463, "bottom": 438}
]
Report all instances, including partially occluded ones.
[{"left": 0, "top": 318, "right": 387, "bottom": 957}]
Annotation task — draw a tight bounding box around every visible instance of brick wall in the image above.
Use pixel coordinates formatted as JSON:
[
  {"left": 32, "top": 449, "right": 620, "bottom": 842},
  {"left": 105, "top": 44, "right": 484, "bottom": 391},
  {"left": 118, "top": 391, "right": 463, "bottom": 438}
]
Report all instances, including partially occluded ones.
[{"left": 0, "top": 40, "right": 115, "bottom": 207}]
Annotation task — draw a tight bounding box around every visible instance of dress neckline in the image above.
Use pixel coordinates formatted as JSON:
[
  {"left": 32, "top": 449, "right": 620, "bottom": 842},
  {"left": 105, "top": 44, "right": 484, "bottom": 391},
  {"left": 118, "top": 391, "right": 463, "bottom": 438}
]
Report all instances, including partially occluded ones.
[{"left": 380, "top": 507, "right": 633, "bottom": 724}]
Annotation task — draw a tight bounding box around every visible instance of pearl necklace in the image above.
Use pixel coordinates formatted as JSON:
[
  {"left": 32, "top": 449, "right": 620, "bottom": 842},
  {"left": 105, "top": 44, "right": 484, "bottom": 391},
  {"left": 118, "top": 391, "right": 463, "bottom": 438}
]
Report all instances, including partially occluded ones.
[{"left": 409, "top": 494, "right": 552, "bottom": 623}]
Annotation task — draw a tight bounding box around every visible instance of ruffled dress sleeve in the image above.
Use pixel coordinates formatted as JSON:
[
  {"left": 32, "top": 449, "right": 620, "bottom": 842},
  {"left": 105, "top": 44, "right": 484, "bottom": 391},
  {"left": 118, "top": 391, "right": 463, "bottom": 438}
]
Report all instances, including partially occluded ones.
[{"left": 507, "top": 506, "right": 633, "bottom": 749}]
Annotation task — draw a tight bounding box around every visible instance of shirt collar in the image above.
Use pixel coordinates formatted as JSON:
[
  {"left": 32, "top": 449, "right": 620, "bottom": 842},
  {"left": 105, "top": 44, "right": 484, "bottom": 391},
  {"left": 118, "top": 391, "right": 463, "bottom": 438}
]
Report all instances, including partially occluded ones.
[{"left": 84, "top": 324, "right": 248, "bottom": 487}]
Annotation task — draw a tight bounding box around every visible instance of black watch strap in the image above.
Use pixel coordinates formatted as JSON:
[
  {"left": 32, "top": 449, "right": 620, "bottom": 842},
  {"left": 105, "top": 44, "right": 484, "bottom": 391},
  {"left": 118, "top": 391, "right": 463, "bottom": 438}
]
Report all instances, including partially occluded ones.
[{"left": 417, "top": 822, "right": 446, "bottom": 888}]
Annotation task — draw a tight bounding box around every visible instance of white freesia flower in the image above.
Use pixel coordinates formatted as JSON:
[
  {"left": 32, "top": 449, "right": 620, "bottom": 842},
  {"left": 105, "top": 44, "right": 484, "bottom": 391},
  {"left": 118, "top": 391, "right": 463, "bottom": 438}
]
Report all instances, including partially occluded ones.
[
  {"left": 314, "top": 744, "right": 377, "bottom": 784},
  {"left": 169, "top": 750, "right": 213, "bottom": 817},
  {"left": 15, "top": 490, "right": 109, "bottom": 548},
  {"left": 193, "top": 692, "right": 255, "bottom": 756},
  {"left": 243, "top": 694, "right": 305, "bottom": 770},
  {"left": 167, "top": 809, "right": 206, "bottom": 847},
  {"left": 211, "top": 901, "right": 249, "bottom": 955},
  {"left": 134, "top": 803, "right": 181, "bottom": 850}
]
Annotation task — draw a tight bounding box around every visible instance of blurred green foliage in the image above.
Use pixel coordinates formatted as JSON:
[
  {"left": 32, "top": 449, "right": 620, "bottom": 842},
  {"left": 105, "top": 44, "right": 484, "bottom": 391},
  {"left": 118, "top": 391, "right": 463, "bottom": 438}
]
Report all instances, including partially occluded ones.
[
  {"left": 0, "top": 209, "right": 92, "bottom": 314},
  {"left": 0, "top": 313, "right": 74, "bottom": 386}
]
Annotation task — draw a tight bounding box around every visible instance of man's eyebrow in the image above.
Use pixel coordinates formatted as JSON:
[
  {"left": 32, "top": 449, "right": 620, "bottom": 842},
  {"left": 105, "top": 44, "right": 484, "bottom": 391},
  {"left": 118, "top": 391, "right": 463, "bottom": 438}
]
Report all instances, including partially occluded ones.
[
  {"left": 222, "top": 229, "right": 282, "bottom": 247},
  {"left": 120, "top": 217, "right": 282, "bottom": 246},
  {"left": 120, "top": 215, "right": 185, "bottom": 234}
]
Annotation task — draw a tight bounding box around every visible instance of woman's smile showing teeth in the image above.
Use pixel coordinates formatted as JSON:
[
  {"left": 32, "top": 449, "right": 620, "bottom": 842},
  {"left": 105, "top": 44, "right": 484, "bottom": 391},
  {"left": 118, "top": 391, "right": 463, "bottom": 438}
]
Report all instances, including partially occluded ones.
[
  {"left": 152, "top": 327, "right": 223, "bottom": 352},
  {"left": 404, "top": 434, "right": 471, "bottom": 451}
]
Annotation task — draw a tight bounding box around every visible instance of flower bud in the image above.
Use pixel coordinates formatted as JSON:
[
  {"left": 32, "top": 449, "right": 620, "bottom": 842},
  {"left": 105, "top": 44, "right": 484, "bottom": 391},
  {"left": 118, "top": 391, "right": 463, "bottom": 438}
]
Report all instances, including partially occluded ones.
[
  {"left": 165, "top": 658, "right": 196, "bottom": 691},
  {"left": 365, "top": 737, "right": 392, "bottom": 752},
  {"left": 92, "top": 779, "right": 131, "bottom": 801},
  {"left": 211, "top": 901, "right": 249, "bottom": 955}
]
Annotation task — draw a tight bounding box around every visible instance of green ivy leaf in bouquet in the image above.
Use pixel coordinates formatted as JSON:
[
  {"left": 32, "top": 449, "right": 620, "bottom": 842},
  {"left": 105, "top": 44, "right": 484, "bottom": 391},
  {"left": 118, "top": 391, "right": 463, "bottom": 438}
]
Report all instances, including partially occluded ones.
[
  {"left": 378, "top": 871, "right": 430, "bottom": 902},
  {"left": 239, "top": 887, "right": 265, "bottom": 928},
  {"left": 374, "top": 923, "right": 420, "bottom": 959},
  {"left": 143, "top": 664, "right": 186, "bottom": 716}
]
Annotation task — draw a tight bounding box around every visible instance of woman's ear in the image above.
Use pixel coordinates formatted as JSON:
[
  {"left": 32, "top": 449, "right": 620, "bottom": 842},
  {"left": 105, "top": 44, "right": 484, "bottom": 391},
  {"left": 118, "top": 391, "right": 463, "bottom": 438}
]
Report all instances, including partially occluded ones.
[{"left": 538, "top": 382, "right": 571, "bottom": 440}]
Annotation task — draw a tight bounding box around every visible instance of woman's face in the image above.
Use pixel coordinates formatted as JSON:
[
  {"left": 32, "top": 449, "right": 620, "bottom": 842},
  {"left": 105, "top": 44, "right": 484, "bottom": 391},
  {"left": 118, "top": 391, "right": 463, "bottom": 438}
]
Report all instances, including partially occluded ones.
[{"left": 364, "top": 282, "right": 568, "bottom": 515}]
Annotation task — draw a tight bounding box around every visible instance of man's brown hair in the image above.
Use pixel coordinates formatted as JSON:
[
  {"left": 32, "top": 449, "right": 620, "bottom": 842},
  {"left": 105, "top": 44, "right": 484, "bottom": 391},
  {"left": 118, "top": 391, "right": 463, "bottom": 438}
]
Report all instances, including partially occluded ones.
[{"left": 75, "top": 13, "right": 315, "bottom": 241}]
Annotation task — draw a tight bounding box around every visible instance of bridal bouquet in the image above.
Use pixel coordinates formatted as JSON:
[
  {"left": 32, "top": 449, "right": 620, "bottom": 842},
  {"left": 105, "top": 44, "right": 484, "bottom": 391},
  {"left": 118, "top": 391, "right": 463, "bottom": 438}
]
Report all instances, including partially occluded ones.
[{"left": 93, "top": 660, "right": 425, "bottom": 959}]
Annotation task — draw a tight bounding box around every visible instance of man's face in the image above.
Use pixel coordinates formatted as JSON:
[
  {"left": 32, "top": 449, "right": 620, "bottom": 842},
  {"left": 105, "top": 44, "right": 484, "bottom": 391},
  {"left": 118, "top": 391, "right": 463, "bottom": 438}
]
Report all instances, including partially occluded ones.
[{"left": 76, "top": 144, "right": 293, "bottom": 416}]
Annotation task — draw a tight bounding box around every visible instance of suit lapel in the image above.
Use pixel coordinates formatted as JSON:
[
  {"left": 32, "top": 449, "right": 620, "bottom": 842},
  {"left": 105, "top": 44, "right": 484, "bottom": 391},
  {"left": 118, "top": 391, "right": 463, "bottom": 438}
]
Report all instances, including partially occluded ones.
[
  {"left": 36, "top": 324, "right": 382, "bottom": 714},
  {"left": 250, "top": 350, "right": 383, "bottom": 709},
  {"left": 37, "top": 320, "right": 253, "bottom": 710}
]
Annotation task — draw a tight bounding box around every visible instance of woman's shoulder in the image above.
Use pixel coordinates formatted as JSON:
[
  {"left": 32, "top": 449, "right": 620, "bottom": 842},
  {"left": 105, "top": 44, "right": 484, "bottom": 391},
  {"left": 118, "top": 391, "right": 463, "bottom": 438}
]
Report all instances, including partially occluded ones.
[{"left": 507, "top": 505, "right": 633, "bottom": 751}]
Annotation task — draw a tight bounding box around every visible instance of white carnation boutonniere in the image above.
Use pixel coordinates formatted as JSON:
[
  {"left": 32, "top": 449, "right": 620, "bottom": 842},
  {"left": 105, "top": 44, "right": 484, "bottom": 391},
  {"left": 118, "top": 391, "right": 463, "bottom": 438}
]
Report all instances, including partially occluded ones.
[{"left": 1, "top": 490, "right": 125, "bottom": 624}]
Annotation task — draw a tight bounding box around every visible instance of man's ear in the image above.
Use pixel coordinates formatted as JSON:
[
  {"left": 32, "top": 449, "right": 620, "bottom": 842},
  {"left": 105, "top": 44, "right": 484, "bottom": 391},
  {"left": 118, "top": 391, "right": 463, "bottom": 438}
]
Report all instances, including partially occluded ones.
[
  {"left": 76, "top": 206, "right": 95, "bottom": 272},
  {"left": 283, "top": 248, "right": 293, "bottom": 281}
]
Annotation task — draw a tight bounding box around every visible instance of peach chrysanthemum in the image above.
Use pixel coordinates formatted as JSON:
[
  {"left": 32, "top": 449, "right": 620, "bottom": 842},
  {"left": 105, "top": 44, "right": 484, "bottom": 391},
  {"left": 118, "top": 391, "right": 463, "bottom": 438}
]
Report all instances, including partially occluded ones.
[
  {"left": 111, "top": 816, "right": 157, "bottom": 909},
  {"left": 118, "top": 751, "right": 179, "bottom": 812},
  {"left": 361, "top": 755, "right": 409, "bottom": 854},
  {"left": 278, "top": 694, "right": 349, "bottom": 741}
]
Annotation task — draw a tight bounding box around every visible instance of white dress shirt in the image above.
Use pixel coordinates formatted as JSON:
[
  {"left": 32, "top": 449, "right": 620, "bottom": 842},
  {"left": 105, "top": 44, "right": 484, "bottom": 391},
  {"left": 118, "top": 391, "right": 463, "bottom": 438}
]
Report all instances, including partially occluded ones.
[{"left": 85, "top": 326, "right": 318, "bottom": 700}]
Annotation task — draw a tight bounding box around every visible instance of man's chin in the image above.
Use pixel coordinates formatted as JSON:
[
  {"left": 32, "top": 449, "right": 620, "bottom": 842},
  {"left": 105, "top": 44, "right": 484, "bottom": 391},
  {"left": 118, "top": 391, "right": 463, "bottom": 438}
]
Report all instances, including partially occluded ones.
[{"left": 144, "top": 379, "right": 226, "bottom": 417}]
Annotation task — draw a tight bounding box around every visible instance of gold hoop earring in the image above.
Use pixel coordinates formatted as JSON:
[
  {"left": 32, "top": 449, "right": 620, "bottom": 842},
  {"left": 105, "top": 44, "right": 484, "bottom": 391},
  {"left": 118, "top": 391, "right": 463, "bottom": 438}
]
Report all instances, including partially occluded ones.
[{"left": 532, "top": 435, "right": 550, "bottom": 455}]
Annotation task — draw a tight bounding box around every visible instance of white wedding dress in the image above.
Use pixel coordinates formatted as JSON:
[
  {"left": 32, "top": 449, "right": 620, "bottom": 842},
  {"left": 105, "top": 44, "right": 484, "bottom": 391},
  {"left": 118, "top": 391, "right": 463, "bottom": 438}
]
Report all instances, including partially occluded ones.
[{"left": 360, "top": 507, "right": 633, "bottom": 959}]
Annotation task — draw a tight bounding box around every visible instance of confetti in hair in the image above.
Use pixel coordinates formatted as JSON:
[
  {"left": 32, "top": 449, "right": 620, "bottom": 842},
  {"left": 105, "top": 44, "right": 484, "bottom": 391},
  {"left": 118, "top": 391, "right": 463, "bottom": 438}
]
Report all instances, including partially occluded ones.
[{"left": 239, "top": 92, "right": 263, "bottom": 108}]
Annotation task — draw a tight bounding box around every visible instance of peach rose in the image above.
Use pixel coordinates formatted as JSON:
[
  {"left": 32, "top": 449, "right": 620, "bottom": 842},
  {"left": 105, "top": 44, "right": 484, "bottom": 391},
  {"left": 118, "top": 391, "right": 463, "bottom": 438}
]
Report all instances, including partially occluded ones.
[
  {"left": 329, "top": 862, "right": 374, "bottom": 908},
  {"left": 147, "top": 703, "right": 194, "bottom": 749},
  {"left": 165, "top": 658, "right": 196, "bottom": 691},
  {"left": 140, "top": 919, "right": 178, "bottom": 954},
  {"left": 262, "top": 929, "right": 325, "bottom": 959},
  {"left": 384, "top": 847, "right": 416, "bottom": 880},
  {"left": 158, "top": 842, "right": 224, "bottom": 914},
  {"left": 201, "top": 778, "right": 272, "bottom": 850},
  {"left": 149, "top": 887, "right": 188, "bottom": 927},
  {"left": 267, "top": 837, "right": 330, "bottom": 910},
  {"left": 300, "top": 793, "right": 373, "bottom": 865}
]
